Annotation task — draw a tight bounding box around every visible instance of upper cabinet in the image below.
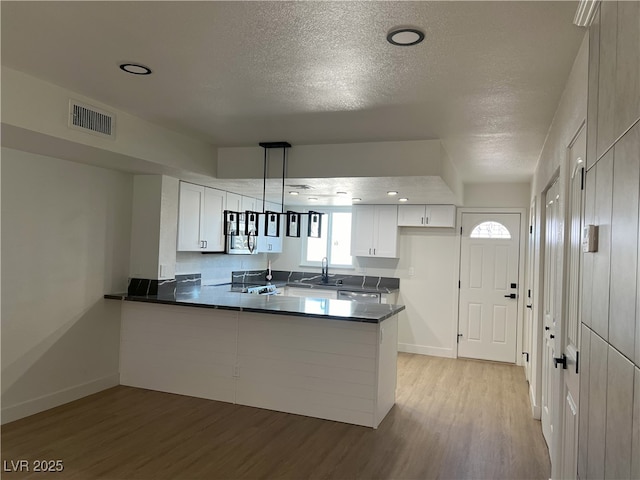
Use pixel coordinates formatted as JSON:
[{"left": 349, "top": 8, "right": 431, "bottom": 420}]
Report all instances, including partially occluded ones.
[
  {"left": 397, "top": 204, "right": 455, "bottom": 228},
  {"left": 226, "top": 192, "right": 242, "bottom": 213},
  {"left": 177, "top": 182, "right": 225, "bottom": 252},
  {"left": 351, "top": 205, "right": 398, "bottom": 258}
]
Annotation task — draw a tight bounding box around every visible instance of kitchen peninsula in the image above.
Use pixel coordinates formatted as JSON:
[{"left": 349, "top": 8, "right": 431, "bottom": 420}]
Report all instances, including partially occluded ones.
[{"left": 106, "top": 283, "right": 404, "bottom": 428}]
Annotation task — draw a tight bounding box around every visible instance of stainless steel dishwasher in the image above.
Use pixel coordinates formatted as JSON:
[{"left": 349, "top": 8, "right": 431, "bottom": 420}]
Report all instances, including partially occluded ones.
[{"left": 337, "top": 290, "right": 381, "bottom": 303}]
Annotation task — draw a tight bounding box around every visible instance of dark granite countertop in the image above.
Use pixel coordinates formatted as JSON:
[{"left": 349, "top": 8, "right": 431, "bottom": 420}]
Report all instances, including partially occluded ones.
[{"left": 105, "top": 285, "right": 404, "bottom": 324}]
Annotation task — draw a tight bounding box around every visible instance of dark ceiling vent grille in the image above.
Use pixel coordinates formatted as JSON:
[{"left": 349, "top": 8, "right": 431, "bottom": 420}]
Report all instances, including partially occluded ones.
[{"left": 69, "top": 100, "right": 115, "bottom": 138}]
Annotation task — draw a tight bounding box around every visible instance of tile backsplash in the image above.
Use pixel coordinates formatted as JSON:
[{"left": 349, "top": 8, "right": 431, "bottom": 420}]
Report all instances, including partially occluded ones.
[{"left": 175, "top": 252, "right": 266, "bottom": 285}]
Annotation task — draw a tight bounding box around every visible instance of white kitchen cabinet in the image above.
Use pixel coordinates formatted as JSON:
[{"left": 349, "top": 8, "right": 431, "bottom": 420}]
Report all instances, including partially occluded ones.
[
  {"left": 284, "top": 287, "right": 337, "bottom": 300},
  {"left": 177, "top": 182, "right": 225, "bottom": 252},
  {"left": 351, "top": 205, "right": 398, "bottom": 258},
  {"left": 226, "top": 192, "right": 242, "bottom": 212},
  {"left": 397, "top": 204, "right": 456, "bottom": 227},
  {"left": 242, "top": 195, "right": 260, "bottom": 213}
]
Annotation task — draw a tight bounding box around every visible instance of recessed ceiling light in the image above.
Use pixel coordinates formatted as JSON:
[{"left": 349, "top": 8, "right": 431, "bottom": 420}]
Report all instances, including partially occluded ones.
[
  {"left": 119, "top": 63, "right": 152, "bottom": 75},
  {"left": 352, "top": 198, "right": 362, "bottom": 202},
  {"left": 289, "top": 191, "right": 299, "bottom": 196},
  {"left": 387, "top": 28, "right": 425, "bottom": 47},
  {"left": 308, "top": 197, "right": 318, "bottom": 201},
  {"left": 387, "top": 191, "right": 398, "bottom": 196},
  {"left": 399, "top": 198, "right": 409, "bottom": 202}
]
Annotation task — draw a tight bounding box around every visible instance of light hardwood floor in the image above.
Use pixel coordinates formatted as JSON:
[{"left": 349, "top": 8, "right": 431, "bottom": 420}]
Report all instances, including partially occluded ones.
[{"left": 1, "top": 353, "right": 550, "bottom": 479}]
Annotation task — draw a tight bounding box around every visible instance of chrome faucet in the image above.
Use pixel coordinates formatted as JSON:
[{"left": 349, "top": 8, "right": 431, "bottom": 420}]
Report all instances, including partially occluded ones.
[{"left": 321, "top": 257, "right": 329, "bottom": 284}]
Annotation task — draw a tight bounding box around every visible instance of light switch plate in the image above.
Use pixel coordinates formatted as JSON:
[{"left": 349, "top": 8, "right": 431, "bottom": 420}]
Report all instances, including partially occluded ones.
[{"left": 582, "top": 224, "right": 598, "bottom": 252}]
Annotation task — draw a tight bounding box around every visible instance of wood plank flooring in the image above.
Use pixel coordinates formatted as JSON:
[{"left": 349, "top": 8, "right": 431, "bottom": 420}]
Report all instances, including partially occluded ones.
[{"left": 1, "top": 354, "right": 550, "bottom": 479}]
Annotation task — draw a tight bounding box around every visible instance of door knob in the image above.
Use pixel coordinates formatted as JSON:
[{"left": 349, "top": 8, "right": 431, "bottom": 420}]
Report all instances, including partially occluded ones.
[
  {"left": 526, "top": 305, "right": 532, "bottom": 309},
  {"left": 504, "top": 293, "right": 516, "bottom": 299},
  {"left": 553, "top": 354, "right": 567, "bottom": 369}
]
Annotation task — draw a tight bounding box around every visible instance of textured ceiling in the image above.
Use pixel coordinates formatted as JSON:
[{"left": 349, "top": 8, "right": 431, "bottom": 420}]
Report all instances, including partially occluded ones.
[{"left": 1, "top": 1, "right": 585, "bottom": 183}]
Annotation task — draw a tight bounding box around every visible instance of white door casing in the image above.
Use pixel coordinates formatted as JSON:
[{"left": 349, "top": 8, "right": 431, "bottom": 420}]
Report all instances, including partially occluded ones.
[
  {"left": 458, "top": 213, "right": 521, "bottom": 363},
  {"left": 524, "top": 200, "right": 536, "bottom": 383}
]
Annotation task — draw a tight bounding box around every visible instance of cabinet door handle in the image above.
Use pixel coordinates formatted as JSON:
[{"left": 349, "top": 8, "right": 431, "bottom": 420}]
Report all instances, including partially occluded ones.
[
  {"left": 369, "top": 248, "right": 371, "bottom": 255},
  {"left": 204, "top": 240, "right": 208, "bottom": 248},
  {"left": 373, "top": 248, "right": 376, "bottom": 255},
  {"left": 421, "top": 217, "right": 424, "bottom": 225},
  {"left": 200, "top": 240, "right": 204, "bottom": 248},
  {"left": 426, "top": 217, "right": 429, "bottom": 225}
]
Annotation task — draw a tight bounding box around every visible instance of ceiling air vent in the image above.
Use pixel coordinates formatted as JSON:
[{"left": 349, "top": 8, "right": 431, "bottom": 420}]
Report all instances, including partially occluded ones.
[{"left": 68, "top": 100, "right": 115, "bottom": 138}]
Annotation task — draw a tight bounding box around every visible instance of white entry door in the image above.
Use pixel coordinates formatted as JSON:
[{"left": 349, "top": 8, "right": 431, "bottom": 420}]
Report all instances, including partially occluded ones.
[{"left": 458, "top": 213, "right": 521, "bottom": 363}]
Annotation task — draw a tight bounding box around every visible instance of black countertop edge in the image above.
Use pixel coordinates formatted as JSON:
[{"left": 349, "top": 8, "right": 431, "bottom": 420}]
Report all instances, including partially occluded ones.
[{"left": 104, "top": 294, "right": 405, "bottom": 323}]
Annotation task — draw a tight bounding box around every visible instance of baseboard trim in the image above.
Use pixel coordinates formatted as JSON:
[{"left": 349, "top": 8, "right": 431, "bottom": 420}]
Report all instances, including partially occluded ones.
[
  {"left": 398, "top": 343, "right": 455, "bottom": 358},
  {"left": 1, "top": 373, "right": 119, "bottom": 425},
  {"left": 529, "top": 385, "right": 541, "bottom": 420}
]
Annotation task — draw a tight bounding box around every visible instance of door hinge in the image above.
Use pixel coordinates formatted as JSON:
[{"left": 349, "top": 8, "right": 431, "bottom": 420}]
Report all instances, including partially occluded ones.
[
  {"left": 528, "top": 289, "right": 531, "bottom": 298},
  {"left": 457, "top": 333, "right": 463, "bottom": 343},
  {"left": 580, "top": 167, "right": 585, "bottom": 191},
  {"left": 529, "top": 225, "right": 533, "bottom": 234},
  {"left": 458, "top": 280, "right": 461, "bottom": 288},
  {"left": 460, "top": 226, "right": 463, "bottom": 235},
  {"left": 576, "top": 350, "right": 579, "bottom": 374}
]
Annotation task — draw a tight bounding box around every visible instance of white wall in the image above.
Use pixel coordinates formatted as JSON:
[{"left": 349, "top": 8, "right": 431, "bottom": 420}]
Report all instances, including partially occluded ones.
[
  {"left": 129, "top": 176, "right": 163, "bottom": 279},
  {"left": 529, "top": 34, "right": 588, "bottom": 417},
  {"left": 129, "top": 175, "right": 178, "bottom": 280},
  {"left": 218, "top": 140, "right": 444, "bottom": 178},
  {"left": 464, "top": 182, "right": 531, "bottom": 208},
  {"left": 217, "top": 140, "right": 464, "bottom": 205},
  {"left": 1, "top": 67, "right": 217, "bottom": 178},
  {"left": 1, "top": 147, "right": 132, "bottom": 423},
  {"left": 269, "top": 227, "right": 459, "bottom": 358}
]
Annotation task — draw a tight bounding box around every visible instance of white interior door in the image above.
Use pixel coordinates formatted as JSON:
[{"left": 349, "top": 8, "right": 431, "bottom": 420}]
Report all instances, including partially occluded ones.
[
  {"left": 541, "top": 177, "right": 562, "bottom": 450},
  {"left": 458, "top": 213, "right": 521, "bottom": 363},
  {"left": 559, "top": 126, "right": 585, "bottom": 480}
]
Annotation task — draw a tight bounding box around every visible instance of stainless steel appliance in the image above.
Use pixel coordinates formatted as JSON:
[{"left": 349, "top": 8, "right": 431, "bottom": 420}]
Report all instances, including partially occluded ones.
[
  {"left": 225, "top": 233, "right": 258, "bottom": 255},
  {"left": 337, "top": 290, "right": 381, "bottom": 303}
]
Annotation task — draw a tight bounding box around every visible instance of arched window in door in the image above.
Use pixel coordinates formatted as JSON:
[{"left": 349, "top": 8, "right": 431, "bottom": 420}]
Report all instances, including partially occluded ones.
[{"left": 470, "top": 221, "right": 511, "bottom": 239}]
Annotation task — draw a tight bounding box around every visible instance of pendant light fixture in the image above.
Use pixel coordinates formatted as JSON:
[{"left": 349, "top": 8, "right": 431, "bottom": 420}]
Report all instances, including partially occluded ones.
[
  {"left": 259, "top": 141, "right": 290, "bottom": 237},
  {"left": 223, "top": 142, "right": 324, "bottom": 243},
  {"left": 257, "top": 142, "right": 324, "bottom": 239}
]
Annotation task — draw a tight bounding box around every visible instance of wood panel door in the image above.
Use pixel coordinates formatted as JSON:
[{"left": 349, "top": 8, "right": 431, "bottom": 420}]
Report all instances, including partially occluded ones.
[{"left": 458, "top": 213, "right": 521, "bottom": 363}]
